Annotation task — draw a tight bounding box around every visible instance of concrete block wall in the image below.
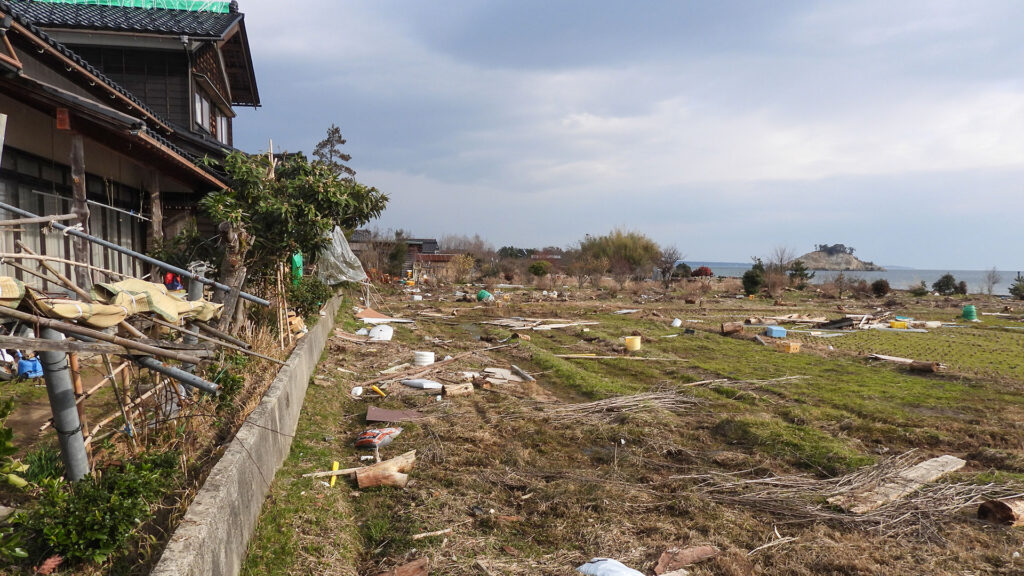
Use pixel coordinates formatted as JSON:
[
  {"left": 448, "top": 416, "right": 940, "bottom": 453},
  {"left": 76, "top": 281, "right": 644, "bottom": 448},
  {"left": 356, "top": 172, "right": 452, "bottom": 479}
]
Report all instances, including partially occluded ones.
[{"left": 151, "top": 295, "right": 342, "bottom": 576}]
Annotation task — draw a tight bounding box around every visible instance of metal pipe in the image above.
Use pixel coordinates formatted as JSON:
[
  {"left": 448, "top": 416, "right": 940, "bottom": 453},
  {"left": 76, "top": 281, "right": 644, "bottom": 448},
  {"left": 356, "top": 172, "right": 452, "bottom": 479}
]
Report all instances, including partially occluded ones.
[
  {"left": 69, "top": 333, "right": 220, "bottom": 395},
  {"left": 182, "top": 277, "right": 202, "bottom": 374},
  {"left": 131, "top": 355, "right": 219, "bottom": 395},
  {"left": 0, "top": 201, "right": 270, "bottom": 307},
  {"left": 39, "top": 327, "right": 90, "bottom": 481}
]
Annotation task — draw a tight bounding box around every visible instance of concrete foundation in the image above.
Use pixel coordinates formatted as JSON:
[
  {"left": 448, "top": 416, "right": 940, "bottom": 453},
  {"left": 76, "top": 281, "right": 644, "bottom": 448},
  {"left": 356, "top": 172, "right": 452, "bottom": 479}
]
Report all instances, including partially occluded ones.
[{"left": 151, "top": 295, "right": 342, "bottom": 576}]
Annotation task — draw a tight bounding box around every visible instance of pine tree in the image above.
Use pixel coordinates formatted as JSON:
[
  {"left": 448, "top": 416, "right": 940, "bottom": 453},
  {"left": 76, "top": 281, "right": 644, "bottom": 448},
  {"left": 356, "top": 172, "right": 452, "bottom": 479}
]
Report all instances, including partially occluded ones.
[{"left": 312, "top": 124, "right": 356, "bottom": 179}]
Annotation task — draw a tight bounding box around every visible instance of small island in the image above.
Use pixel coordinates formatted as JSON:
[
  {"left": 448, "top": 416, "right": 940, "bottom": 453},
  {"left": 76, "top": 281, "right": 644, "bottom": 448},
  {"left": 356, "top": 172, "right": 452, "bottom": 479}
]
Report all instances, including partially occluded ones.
[{"left": 793, "top": 244, "right": 885, "bottom": 271}]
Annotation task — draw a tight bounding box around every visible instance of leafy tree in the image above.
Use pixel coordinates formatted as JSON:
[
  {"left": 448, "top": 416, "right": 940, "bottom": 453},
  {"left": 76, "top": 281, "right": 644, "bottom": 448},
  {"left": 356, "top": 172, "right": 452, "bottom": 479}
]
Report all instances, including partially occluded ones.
[
  {"left": 528, "top": 260, "right": 552, "bottom": 278},
  {"left": 497, "top": 246, "right": 533, "bottom": 259},
  {"left": 387, "top": 232, "right": 407, "bottom": 277},
  {"left": 674, "top": 262, "right": 692, "bottom": 279},
  {"left": 909, "top": 281, "right": 929, "bottom": 297},
  {"left": 955, "top": 280, "right": 968, "bottom": 295},
  {"left": 201, "top": 150, "right": 388, "bottom": 279},
  {"left": 742, "top": 268, "right": 764, "bottom": 295},
  {"left": 1010, "top": 273, "right": 1024, "bottom": 300},
  {"left": 578, "top": 229, "right": 661, "bottom": 282},
  {"left": 932, "top": 273, "right": 958, "bottom": 296},
  {"left": 312, "top": 124, "right": 356, "bottom": 178},
  {"left": 870, "top": 278, "right": 890, "bottom": 297},
  {"left": 692, "top": 266, "right": 714, "bottom": 277},
  {"left": 445, "top": 254, "right": 476, "bottom": 283},
  {"left": 787, "top": 259, "right": 815, "bottom": 289}
]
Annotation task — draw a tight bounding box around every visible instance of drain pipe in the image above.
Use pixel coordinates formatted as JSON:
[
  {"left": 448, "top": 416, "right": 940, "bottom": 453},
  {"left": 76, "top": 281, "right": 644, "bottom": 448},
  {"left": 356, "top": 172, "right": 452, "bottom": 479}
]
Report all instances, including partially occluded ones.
[{"left": 39, "top": 327, "right": 90, "bottom": 481}]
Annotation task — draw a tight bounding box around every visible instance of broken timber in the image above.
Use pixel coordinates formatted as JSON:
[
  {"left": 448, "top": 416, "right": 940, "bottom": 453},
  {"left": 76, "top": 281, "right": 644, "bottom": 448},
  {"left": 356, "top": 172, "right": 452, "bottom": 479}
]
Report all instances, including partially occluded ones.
[{"left": 828, "top": 455, "right": 966, "bottom": 514}]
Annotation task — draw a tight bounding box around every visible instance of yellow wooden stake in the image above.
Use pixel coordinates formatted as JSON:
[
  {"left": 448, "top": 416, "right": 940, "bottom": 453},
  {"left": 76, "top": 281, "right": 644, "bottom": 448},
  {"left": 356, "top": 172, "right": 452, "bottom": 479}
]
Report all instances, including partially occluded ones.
[{"left": 330, "top": 461, "right": 339, "bottom": 487}]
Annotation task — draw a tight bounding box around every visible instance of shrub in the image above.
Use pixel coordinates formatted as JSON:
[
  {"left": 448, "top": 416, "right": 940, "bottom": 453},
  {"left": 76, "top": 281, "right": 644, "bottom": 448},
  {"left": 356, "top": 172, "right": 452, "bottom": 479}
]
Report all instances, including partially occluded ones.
[
  {"left": 528, "top": 260, "right": 552, "bottom": 278},
  {"left": 287, "top": 275, "right": 335, "bottom": 322},
  {"left": 870, "top": 278, "right": 891, "bottom": 297},
  {"left": 742, "top": 269, "right": 764, "bottom": 295},
  {"left": 932, "top": 273, "right": 957, "bottom": 296},
  {"left": 909, "top": 281, "right": 929, "bottom": 297},
  {"left": 673, "top": 262, "right": 692, "bottom": 279},
  {"left": 15, "top": 451, "right": 179, "bottom": 564},
  {"left": 955, "top": 280, "right": 968, "bottom": 295},
  {"left": 692, "top": 266, "right": 714, "bottom": 277},
  {"left": 1010, "top": 273, "right": 1024, "bottom": 300}
]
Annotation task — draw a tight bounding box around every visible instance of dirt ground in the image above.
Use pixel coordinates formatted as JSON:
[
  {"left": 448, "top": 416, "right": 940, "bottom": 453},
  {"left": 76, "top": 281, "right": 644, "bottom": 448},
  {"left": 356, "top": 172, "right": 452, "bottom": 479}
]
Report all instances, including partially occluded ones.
[{"left": 243, "top": 282, "right": 1024, "bottom": 576}]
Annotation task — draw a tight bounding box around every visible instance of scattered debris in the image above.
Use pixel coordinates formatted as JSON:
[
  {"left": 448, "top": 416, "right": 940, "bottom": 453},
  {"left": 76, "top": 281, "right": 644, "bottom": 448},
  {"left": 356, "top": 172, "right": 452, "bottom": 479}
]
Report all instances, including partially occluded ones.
[
  {"left": 867, "top": 354, "right": 947, "bottom": 373},
  {"left": 533, "top": 390, "right": 704, "bottom": 423},
  {"left": 613, "top": 309, "right": 641, "bottom": 315},
  {"left": 400, "top": 378, "right": 443, "bottom": 390},
  {"left": 365, "top": 406, "right": 426, "bottom": 423},
  {"left": 443, "top": 382, "right": 474, "bottom": 397},
  {"left": 654, "top": 545, "right": 720, "bottom": 573},
  {"left": 827, "top": 454, "right": 967, "bottom": 514},
  {"left": 748, "top": 527, "right": 797, "bottom": 556},
  {"left": 511, "top": 364, "right": 536, "bottom": 382},
  {"left": 577, "top": 558, "right": 645, "bottom": 576},
  {"left": 721, "top": 322, "right": 744, "bottom": 335},
  {"left": 978, "top": 498, "right": 1024, "bottom": 527}
]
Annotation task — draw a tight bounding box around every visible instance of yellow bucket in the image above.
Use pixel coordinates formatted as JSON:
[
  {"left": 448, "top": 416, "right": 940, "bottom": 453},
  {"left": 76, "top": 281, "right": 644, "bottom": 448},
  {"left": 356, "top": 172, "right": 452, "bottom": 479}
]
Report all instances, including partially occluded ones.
[
  {"left": 889, "top": 321, "right": 907, "bottom": 329},
  {"left": 624, "top": 336, "right": 642, "bottom": 352}
]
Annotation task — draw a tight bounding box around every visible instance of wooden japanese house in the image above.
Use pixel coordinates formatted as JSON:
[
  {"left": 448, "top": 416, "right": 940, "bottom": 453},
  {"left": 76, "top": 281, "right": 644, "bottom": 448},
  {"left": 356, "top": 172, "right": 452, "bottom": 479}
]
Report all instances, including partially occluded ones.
[{"left": 0, "top": 0, "right": 259, "bottom": 286}]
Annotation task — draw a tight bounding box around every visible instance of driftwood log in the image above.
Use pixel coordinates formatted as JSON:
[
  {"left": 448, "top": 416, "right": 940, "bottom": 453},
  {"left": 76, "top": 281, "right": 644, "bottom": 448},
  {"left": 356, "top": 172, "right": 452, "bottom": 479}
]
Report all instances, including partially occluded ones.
[
  {"left": 721, "top": 322, "right": 744, "bottom": 335},
  {"left": 979, "top": 498, "right": 1024, "bottom": 526},
  {"left": 356, "top": 450, "right": 417, "bottom": 488},
  {"left": 302, "top": 451, "right": 417, "bottom": 489},
  {"left": 443, "top": 382, "right": 474, "bottom": 397}
]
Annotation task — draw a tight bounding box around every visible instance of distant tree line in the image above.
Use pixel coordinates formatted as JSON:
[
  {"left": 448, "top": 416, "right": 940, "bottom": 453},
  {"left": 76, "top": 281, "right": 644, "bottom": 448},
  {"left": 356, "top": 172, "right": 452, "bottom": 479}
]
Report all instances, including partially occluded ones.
[{"left": 814, "top": 243, "right": 855, "bottom": 256}]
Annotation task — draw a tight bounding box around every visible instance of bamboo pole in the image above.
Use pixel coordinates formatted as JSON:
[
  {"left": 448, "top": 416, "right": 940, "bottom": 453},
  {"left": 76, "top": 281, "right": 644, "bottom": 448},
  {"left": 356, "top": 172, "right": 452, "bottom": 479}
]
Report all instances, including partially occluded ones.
[
  {"left": 0, "top": 305, "right": 203, "bottom": 365},
  {"left": 0, "top": 214, "right": 77, "bottom": 227},
  {"left": 148, "top": 317, "right": 285, "bottom": 365}
]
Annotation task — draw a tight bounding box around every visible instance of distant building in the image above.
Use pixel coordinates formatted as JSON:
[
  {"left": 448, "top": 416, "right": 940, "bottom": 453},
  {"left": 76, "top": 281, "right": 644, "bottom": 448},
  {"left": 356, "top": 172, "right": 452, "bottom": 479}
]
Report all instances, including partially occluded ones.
[{"left": 0, "top": 0, "right": 259, "bottom": 284}]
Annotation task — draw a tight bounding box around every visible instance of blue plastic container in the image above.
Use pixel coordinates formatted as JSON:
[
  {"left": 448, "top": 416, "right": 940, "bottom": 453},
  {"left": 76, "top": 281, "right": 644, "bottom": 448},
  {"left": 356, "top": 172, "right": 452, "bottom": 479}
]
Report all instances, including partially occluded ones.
[{"left": 765, "top": 326, "right": 787, "bottom": 338}]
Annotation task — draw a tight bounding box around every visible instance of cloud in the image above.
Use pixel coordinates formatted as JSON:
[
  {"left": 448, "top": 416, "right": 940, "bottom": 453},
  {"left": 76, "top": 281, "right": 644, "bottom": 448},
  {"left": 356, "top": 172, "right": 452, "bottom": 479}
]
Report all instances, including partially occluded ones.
[{"left": 233, "top": 0, "right": 1024, "bottom": 268}]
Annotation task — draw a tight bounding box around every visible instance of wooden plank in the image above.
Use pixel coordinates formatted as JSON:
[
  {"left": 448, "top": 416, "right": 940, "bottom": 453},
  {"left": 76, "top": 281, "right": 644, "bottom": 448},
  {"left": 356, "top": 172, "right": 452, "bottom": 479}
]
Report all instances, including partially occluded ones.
[{"left": 829, "top": 455, "right": 966, "bottom": 514}]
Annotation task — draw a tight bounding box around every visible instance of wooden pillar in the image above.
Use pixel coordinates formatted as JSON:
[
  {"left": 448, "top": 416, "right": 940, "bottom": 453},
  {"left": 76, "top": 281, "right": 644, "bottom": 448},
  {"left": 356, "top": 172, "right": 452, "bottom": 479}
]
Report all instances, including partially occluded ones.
[
  {"left": 145, "top": 171, "right": 162, "bottom": 282},
  {"left": 70, "top": 134, "right": 92, "bottom": 290}
]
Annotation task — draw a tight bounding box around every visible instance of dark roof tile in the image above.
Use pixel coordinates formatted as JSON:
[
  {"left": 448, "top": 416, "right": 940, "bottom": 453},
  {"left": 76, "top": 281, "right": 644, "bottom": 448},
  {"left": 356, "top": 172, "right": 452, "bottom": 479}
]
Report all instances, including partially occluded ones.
[{"left": 9, "top": 0, "right": 241, "bottom": 37}]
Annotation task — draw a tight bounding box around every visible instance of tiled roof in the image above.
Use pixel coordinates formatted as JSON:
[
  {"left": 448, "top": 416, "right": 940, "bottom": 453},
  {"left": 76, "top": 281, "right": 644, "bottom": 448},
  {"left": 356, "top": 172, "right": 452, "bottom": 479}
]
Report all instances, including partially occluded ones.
[
  {"left": 8, "top": 0, "right": 242, "bottom": 37},
  {"left": 1, "top": 0, "right": 169, "bottom": 128},
  {"left": 1, "top": 0, "right": 229, "bottom": 183}
]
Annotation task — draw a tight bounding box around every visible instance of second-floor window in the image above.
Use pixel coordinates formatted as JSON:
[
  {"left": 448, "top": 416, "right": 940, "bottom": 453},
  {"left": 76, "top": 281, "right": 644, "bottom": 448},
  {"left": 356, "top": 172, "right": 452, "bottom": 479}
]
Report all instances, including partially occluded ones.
[
  {"left": 194, "top": 92, "right": 211, "bottom": 132},
  {"left": 215, "top": 112, "right": 229, "bottom": 146}
]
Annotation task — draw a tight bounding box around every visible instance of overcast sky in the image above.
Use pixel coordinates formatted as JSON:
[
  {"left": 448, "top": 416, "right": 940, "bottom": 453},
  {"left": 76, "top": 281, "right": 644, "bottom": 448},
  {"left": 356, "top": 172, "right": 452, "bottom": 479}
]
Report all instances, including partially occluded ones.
[{"left": 233, "top": 1, "right": 1024, "bottom": 270}]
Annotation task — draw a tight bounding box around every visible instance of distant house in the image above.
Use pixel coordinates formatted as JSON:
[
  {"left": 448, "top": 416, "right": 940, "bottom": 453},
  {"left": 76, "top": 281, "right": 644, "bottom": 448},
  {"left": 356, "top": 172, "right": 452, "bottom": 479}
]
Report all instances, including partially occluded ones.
[
  {"left": 0, "top": 0, "right": 259, "bottom": 284},
  {"left": 412, "top": 252, "right": 454, "bottom": 281}
]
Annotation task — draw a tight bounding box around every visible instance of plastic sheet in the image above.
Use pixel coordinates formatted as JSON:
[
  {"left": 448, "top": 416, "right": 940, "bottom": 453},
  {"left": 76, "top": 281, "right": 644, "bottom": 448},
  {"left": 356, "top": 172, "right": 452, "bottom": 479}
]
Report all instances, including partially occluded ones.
[{"left": 316, "top": 226, "right": 368, "bottom": 285}]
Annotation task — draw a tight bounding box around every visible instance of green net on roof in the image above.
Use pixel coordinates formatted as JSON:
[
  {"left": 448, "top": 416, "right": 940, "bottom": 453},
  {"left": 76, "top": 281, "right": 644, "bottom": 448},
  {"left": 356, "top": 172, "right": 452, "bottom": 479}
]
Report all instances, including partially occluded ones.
[{"left": 28, "top": 0, "right": 230, "bottom": 12}]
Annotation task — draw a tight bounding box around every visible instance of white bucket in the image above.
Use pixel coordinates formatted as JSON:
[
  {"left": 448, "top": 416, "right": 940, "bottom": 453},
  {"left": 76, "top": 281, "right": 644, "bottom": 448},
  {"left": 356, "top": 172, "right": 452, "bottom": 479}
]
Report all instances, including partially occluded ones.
[
  {"left": 368, "top": 325, "right": 393, "bottom": 341},
  {"left": 413, "top": 351, "right": 435, "bottom": 366},
  {"left": 671, "top": 318, "right": 683, "bottom": 328}
]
